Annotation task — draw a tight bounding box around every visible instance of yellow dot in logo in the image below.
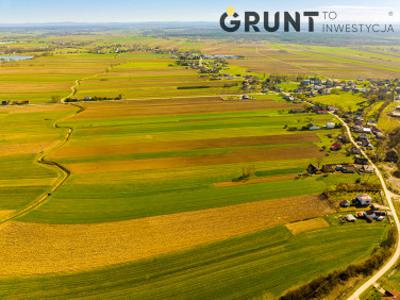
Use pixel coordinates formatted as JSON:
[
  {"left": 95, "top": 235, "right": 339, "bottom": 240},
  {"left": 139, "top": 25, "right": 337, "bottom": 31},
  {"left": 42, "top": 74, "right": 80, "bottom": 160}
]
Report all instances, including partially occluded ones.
[{"left": 226, "top": 6, "right": 235, "bottom": 16}]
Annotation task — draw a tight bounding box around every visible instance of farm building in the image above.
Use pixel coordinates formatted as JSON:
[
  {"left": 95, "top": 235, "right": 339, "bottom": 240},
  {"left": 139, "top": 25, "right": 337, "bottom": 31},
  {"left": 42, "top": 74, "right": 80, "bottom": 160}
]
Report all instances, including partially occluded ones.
[
  {"left": 391, "top": 106, "right": 400, "bottom": 117},
  {"left": 330, "top": 143, "right": 342, "bottom": 151},
  {"left": 348, "top": 147, "right": 361, "bottom": 155},
  {"left": 325, "top": 122, "right": 336, "bottom": 129},
  {"left": 358, "top": 165, "right": 374, "bottom": 173},
  {"left": 346, "top": 214, "right": 356, "bottom": 222},
  {"left": 354, "top": 156, "right": 368, "bottom": 165},
  {"left": 340, "top": 200, "right": 350, "bottom": 208},
  {"left": 385, "top": 149, "right": 399, "bottom": 163},
  {"left": 309, "top": 125, "right": 320, "bottom": 131},
  {"left": 241, "top": 94, "right": 250, "bottom": 100},
  {"left": 322, "top": 164, "right": 336, "bottom": 173},
  {"left": 352, "top": 194, "right": 372, "bottom": 207},
  {"left": 362, "top": 127, "right": 372, "bottom": 134},
  {"left": 341, "top": 165, "right": 356, "bottom": 174},
  {"left": 307, "top": 164, "right": 318, "bottom": 175}
]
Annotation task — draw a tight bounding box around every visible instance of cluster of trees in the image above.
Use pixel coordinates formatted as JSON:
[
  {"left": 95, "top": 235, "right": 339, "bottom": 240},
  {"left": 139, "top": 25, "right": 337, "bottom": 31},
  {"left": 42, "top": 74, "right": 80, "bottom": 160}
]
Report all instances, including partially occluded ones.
[
  {"left": 331, "top": 182, "right": 381, "bottom": 193},
  {"left": 280, "top": 227, "right": 396, "bottom": 300},
  {"left": 64, "top": 94, "right": 123, "bottom": 103}
]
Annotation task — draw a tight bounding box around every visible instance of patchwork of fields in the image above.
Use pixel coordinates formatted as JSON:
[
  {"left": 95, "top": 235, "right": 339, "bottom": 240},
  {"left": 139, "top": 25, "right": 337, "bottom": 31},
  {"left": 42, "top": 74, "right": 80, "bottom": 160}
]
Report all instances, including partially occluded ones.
[
  {"left": 201, "top": 41, "right": 400, "bottom": 79},
  {"left": 0, "top": 223, "right": 386, "bottom": 299},
  {"left": 0, "top": 43, "right": 390, "bottom": 299},
  {"left": 22, "top": 97, "right": 351, "bottom": 224},
  {"left": 75, "top": 53, "right": 241, "bottom": 99},
  {"left": 0, "top": 91, "right": 384, "bottom": 299},
  {"left": 0, "top": 104, "right": 74, "bottom": 221}
]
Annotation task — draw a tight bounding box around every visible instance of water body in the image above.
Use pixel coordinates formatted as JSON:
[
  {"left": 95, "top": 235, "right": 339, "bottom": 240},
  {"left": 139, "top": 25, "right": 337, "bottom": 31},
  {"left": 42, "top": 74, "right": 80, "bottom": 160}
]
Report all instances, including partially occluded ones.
[{"left": 0, "top": 55, "right": 33, "bottom": 61}]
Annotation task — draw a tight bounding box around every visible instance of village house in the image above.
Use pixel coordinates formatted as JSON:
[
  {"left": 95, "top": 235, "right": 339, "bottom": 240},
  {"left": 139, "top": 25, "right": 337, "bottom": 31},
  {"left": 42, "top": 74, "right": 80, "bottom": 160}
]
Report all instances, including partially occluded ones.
[
  {"left": 325, "top": 122, "right": 336, "bottom": 129},
  {"left": 341, "top": 165, "right": 356, "bottom": 174},
  {"left": 354, "top": 156, "right": 369, "bottom": 165},
  {"left": 351, "top": 125, "right": 363, "bottom": 133},
  {"left": 391, "top": 106, "right": 400, "bottom": 118},
  {"left": 346, "top": 214, "right": 356, "bottom": 222},
  {"left": 330, "top": 142, "right": 342, "bottom": 151},
  {"left": 352, "top": 194, "right": 372, "bottom": 207},
  {"left": 359, "top": 165, "right": 374, "bottom": 173},
  {"left": 307, "top": 164, "right": 319, "bottom": 175},
  {"left": 321, "top": 164, "right": 336, "bottom": 173},
  {"left": 348, "top": 147, "right": 361, "bottom": 155},
  {"left": 386, "top": 149, "right": 399, "bottom": 163},
  {"left": 309, "top": 124, "right": 321, "bottom": 131},
  {"left": 340, "top": 200, "right": 350, "bottom": 208}
]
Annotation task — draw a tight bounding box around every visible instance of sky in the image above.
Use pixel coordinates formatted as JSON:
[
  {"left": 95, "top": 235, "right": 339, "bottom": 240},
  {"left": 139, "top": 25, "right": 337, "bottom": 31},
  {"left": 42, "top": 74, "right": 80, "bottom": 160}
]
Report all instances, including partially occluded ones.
[{"left": 0, "top": 0, "right": 400, "bottom": 23}]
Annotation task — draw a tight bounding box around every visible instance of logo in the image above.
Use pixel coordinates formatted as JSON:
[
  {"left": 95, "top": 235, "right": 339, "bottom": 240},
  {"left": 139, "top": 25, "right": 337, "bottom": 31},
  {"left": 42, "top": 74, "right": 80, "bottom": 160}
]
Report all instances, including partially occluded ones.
[
  {"left": 220, "top": 7, "right": 319, "bottom": 33},
  {"left": 219, "top": 7, "right": 396, "bottom": 34}
]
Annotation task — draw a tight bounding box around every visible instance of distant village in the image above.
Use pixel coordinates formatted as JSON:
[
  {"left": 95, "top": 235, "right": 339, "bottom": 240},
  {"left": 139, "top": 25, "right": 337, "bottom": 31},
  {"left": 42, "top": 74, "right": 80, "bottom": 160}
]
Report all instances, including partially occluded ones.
[{"left": 172, "top": 50, "right": 400, "bottom": 226}]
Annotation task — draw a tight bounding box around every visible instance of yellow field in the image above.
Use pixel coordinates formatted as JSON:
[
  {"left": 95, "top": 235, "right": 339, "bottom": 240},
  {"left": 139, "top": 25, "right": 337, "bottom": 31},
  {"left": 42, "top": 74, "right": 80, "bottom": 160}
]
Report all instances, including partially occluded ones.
[
  {"left": 0, "top": 195, "right": 331, "bottom": 276},
  {"left": 286, "top": 217, "right": 330, "bottom": 235}
]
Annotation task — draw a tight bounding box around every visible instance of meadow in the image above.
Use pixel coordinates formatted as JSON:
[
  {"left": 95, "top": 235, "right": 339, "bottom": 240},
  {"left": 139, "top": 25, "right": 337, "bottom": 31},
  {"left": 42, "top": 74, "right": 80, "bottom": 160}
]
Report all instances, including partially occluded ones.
[
  {"left": 313, "top": 93, "right": 367, "bottom": 111},
  {"left": 378, "top": 102, "right": 400, "bottom": 133}
]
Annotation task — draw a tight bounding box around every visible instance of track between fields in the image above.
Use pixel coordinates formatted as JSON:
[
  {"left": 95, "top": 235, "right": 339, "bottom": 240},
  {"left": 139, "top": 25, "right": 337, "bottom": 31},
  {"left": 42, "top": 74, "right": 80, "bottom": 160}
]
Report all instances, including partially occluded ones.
[{"left": 0, "top": 103, "right": 85, "bottom": 225}]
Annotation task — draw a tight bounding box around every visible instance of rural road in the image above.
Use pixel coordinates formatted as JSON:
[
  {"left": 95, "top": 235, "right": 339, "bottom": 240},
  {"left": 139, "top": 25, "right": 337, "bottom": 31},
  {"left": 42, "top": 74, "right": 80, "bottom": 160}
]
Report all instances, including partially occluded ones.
[{"left": 331, "top": 112, "right": 400, "bottom": 300}]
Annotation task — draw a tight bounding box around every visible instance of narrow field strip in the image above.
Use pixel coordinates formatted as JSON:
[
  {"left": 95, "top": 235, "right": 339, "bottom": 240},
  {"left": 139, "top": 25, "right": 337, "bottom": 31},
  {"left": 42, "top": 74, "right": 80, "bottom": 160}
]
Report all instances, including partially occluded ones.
[
  {"left": 286, "top": 217, "right": 330, "bottom": 235},
  {"left": 67, "top": 144, "right": 322, "bottom": 173},
  {"left": 53, "top": 133, "right": 319, "bottom": 159}
]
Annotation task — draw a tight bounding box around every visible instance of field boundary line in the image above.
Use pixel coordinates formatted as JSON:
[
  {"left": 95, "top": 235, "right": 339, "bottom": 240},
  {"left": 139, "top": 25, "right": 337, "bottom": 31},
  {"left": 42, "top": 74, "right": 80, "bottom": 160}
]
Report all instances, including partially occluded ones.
[{"left": 0, "top": 103, "right": 85, "bottom": 226}]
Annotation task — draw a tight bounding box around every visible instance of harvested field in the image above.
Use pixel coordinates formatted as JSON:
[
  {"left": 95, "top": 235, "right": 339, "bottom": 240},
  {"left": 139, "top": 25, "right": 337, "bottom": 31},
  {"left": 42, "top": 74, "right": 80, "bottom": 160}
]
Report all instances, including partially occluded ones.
[
  {"left": 75, "top": 97, "right": 296, "bottom": 119},
  {"left": 54, "top": 133, "right": 319, "bottom": 159},
  {"left": 0, "top": 195, "right": 332, "bottom": 276},
  {"left": 286, "top": 217, "right": 330, "bottom": 235},
  {"left": 0, "top": 142, "right": 54, "bottom": 157},
  {"left": 0, "top": 210, "right": 14, "bottom": 219},
  {"left": 67, "top": 144, "right": 323, "bottom": 173}
]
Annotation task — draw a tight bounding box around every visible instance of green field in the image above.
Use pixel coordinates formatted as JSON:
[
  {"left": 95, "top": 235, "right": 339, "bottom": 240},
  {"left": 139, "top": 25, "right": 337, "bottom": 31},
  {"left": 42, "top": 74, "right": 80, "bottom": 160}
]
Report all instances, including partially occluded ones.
[
  {"left": 0, "top": 222, "right": 386, "bottom": 299},
  {"left": 313, "top": 93, "right": 367, "bottom": 111},
  {"left": 0, "top": 104, "right": 74, "bottom": 214},
  {"left": 0, "top": 31, "right": 394, "bottom": 299},
  {"left": 15, "top": 98, "right": 356, "bottom": 224}
]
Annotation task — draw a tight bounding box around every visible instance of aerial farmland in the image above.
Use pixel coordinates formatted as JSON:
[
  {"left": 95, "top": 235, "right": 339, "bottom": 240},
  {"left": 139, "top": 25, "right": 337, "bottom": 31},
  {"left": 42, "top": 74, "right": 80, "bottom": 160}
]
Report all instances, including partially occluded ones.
[{"left": 0, "top": 26, "right": 398, "bottom": 300}]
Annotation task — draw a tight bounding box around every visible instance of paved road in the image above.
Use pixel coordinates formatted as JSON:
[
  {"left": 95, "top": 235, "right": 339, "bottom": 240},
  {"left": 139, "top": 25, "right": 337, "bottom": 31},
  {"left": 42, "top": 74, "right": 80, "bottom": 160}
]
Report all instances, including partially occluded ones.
[{"left": 330, "top": 112, "right": 400, "bottom": 300}]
